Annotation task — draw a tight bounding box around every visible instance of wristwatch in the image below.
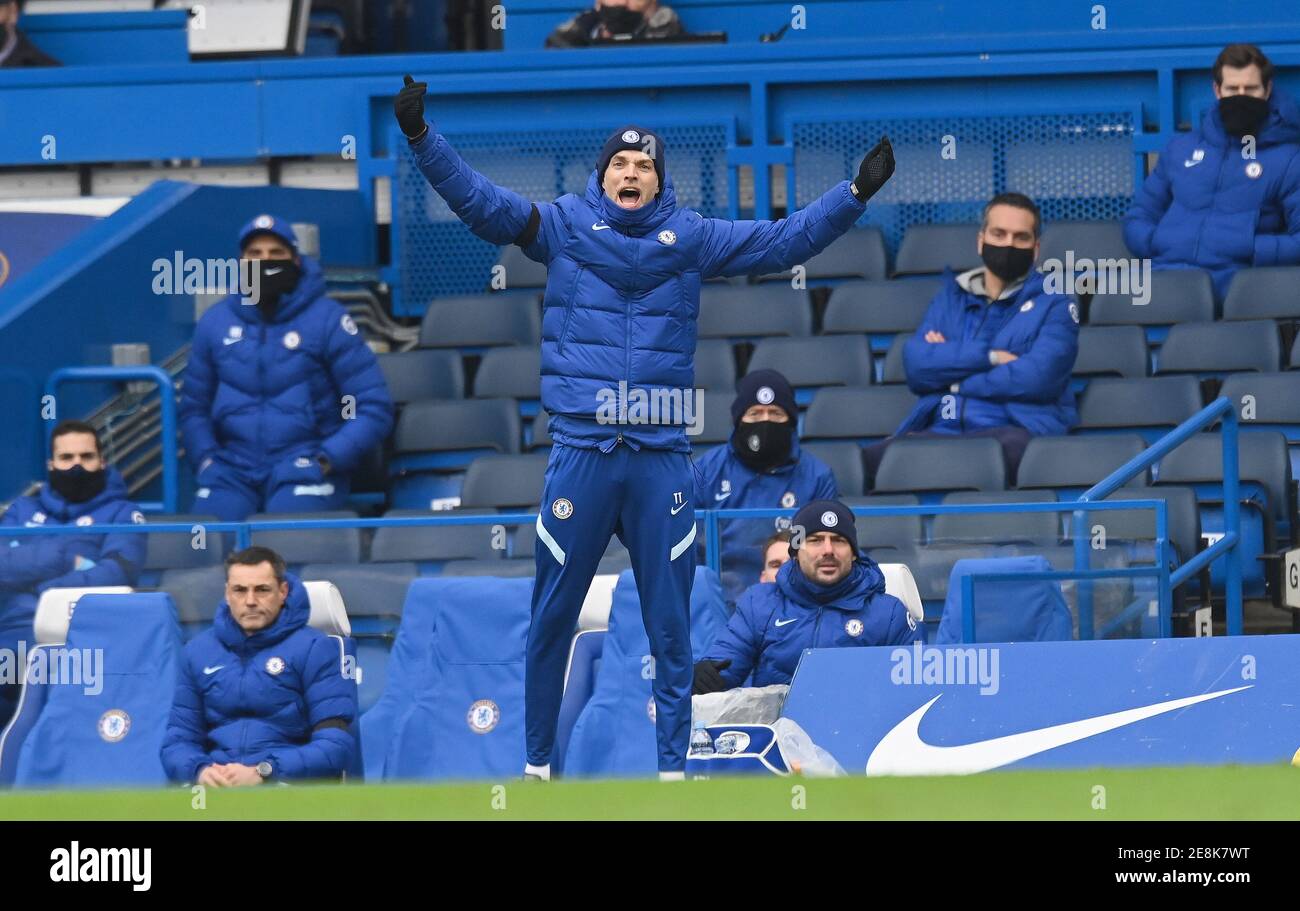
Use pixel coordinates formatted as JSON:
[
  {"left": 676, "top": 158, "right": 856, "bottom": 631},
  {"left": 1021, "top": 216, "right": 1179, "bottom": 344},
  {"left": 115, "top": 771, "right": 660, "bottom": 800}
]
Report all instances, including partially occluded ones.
[
  {"left": 256, "top": 760, "right": 274, "bottom": 780},
  {"left": 316, "top": 454, "right": 332, "bottom": 476},
  {"left": 988, "top": 350, "right": 1000, "bottom": 366}
]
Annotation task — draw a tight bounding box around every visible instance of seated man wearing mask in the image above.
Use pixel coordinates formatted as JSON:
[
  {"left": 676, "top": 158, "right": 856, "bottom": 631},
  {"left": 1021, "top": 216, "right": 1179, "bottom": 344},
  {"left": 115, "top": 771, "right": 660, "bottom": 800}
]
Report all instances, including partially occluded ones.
[
  {"left": 692, "top": 499, "right": 918, "bottom": 694},
  {"left": 694, "top": 369, "right": 837, "bottom": 601},
  {"left": 865, "top": 192, "right": 1079, "bottom": 484},
  {"left": 546, "top": 0, "right": 684, "bottom": 47},
  {"left": 161, "top": 546, "right": 358, "bottom": 786},
  {"left": 1124, "top": 43, "right": 1300, "bottom": 300},
  {"left": 179, "top": 216, "right": 394, "bottom": 521},
  {"left": 0, "top": 421, "right": 145, "bottom": 723}
]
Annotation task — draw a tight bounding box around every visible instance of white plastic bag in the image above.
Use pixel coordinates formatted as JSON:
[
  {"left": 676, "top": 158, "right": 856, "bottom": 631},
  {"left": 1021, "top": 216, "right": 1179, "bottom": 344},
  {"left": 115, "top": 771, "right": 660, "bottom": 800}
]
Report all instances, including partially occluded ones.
[{"left": 691, "top": 684, "right": 789, "bottom": 726}]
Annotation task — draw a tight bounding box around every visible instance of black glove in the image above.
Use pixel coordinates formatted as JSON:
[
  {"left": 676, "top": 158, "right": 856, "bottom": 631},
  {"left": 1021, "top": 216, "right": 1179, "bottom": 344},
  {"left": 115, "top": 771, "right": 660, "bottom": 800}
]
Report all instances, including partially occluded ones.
[
  {"left": 395, "top": 74, "right": 429, "bottom": 142},
  {"left": 692, "top": 659, "right": 732, "bottom": 695},
  {"left": 851, "top": 136, "right": 895, "bottom": 203}
]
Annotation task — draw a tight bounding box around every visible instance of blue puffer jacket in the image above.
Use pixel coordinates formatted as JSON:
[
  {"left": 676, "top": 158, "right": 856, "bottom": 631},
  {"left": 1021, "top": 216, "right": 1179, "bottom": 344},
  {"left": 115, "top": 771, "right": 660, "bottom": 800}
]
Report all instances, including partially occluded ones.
[
  {"left": 178, "top": 255, "right": 394, "bottom": 479},
  {"left": 0, "top": 470, "right": 145, "bottom": 634},
  {"left": 410, "top": 127, "right": 867, "bottom": 451},
  {"left": 897, "top": 269, "right": 1079, "bottom": 437},
  {"left": 1124, "top": 89, "right": 1300, "bottom": 299},
  {"left": 160, "top": 573, "right": 357, "bottom": 783},
  {"left": 702, "top": 557, "right": 919, "bottom": 688},
  {"left": 693, "top": 435, "right": 838, "bottom": 597}
]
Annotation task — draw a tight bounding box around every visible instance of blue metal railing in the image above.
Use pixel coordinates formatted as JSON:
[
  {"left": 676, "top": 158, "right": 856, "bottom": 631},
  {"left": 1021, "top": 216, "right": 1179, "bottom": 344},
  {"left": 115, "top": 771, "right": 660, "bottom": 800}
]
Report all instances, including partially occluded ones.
[{"left": 43, "top": 366, "right": 179, "bottom": 514}]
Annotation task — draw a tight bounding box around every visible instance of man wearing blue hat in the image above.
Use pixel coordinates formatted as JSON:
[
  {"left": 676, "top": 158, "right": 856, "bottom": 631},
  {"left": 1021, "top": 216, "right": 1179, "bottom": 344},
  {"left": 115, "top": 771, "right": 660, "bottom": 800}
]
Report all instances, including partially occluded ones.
[
  {"left": 693, "top": 498, "right": 920, "bottom": 693},
  {"left": 394, "top": 76, "right": 895, "bottom": 780},
  {"left": 178, "top": 216, "right": 394, "bottom": 521}
]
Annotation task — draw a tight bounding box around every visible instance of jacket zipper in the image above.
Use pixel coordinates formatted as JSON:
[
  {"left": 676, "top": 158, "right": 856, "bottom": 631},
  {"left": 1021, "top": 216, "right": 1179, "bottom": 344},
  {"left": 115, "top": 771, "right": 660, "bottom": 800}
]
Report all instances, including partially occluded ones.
[
  {"left": 1192, "top": 140, "right": 1229, "bottom": 264},
  {"left": 626, "top": 240, "right": 639, "bottom": 411},
  {"left": 556, "top": 265, "right": 584, "bottom": 355}
]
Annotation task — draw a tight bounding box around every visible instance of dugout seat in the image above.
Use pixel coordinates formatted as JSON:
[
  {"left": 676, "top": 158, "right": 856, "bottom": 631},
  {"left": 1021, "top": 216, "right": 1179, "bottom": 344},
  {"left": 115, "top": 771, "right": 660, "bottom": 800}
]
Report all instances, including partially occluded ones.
[
  {"left": 473, "top": 347, "right": 542, "bottom": 412},
  {"left": 694, "top": 339, "right": 738, "bottom": 391},
  {"left": 803, "top": 385, "right": 916, "bottom": 444},
  {"left": 802, "top": 441, "right": 866, "bottom": 497},
  {"left": 1017, "top": 434, "right": 1149, "bottom": 494},
  {"left": 822, "top": 277, "right": 942, "bottom": 353},
  {"left": 370, "top": 508, "right": 502, "bottom": 568},
  {"left": 1088, "top": 268, "right": 1215, "bottom": 345},
  {"left": 698, "top": 284, "right": 812, "bottom": 339},
  {"left": 459, "top": 453, "right": 549, "bottom": 510},
  {"left": 1223, "top": 266, "right": 1300, "bottom": 321},
  {"left": 873, "top": 437, "right": 1006, "bottom": 498},
  {"left": 1072, "top": 326, "right": 1149, "bottom": 380},
  {"left": 249, "top": 511, "right": 362, "bottom": 565},
  {"left": 935, "top": 556, "right": 1073, "bottom": 644},
  {"left": 377, "top": 349, "right": 465, "bottom": 402},
  {"left": 746, "top": 336, "right": 875, "bottom": 405},
  {"left": 1219, "top": 373, "right": 1300, "bottom": 477},
  {"left": 1075, "top": 376, "right": 1203, "bottom": 443},
  {"left": 894, "top": 224, "right": 980, "bottom": 276},
  {"left": 755, "top": 226, "right": 888, "bottom": 283},
  {"left": 419, "top": 294, "right": 541, "bottom": 348},
  {"left": 841, "top": 494, "right": 924, "bottom": 565},
  {"left": 495, "top": 244, "right": 549, "bottom": 289},
  {"left": 1156, "top": 320, "right": 1281, "bottom": 376},
  {"left": 553, "top": 628, "right": 608, "bottom": 776}
]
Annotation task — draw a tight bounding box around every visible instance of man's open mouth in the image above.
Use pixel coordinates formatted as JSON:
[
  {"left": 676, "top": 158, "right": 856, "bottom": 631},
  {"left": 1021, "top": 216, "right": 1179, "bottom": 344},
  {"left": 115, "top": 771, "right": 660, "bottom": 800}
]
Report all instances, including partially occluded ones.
[{"left": 618, "top": 186, "right": 642, "bottom": 205}]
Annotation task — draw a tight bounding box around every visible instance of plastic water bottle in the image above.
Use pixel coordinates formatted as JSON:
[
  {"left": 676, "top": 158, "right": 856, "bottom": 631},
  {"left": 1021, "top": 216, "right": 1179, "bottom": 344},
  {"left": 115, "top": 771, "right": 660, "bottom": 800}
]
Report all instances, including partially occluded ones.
[{"left": 689, "top": 721, "right": 714, "bottom": 757}]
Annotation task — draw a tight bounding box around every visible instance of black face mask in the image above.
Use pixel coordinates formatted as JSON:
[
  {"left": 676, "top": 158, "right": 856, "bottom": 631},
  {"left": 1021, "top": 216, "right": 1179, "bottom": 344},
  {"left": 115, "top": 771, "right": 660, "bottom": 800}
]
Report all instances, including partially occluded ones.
[
  {"left": 598, "top": 4, "right": 643, "bottom": 34},
  {"left": 48, "top": 465, "right": 107, "bottom": 505},
  {"left": 980, "top": 243, "right": 1035, "bottom": 284},
  {"left": 244, "top": 259, "right": 302, "bottom": 322},
  {"left": 1218, "top": 94, "right": 1270, "bottom": 138},
  {"left": 731, "top": 420, "right": 794, "bottom": 470}
]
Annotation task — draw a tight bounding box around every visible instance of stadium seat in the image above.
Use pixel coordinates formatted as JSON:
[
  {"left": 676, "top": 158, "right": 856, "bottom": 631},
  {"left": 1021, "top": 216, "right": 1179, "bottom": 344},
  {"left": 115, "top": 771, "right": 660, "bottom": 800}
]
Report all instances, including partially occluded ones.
[
  {"left": 529, "top": 408, "right": 555, "bottom": 450},
  {"left": 755, "top": 226, "right": 888, "bottom": 283},
  {"left": 746, "top": 336, "right": 874, "bottom": 401},
  {"left": 879, "top": 563, "right": 925, "bottom": 625},
  {"left": 12, "top": 592, "right": 181, "bottom": 788},
  {"left": 370, "top": 508, "right": 502, "bottom": 565},
  {"left": 299, "top": 561, "right": 414, "bottom": 627},
  {"left": 802, "top": 441, "right": 866, "bottom": 497},
  {"left": 1076, "top": 376, "right": 1204, "bottom": 442},
  {"left": 377, "top": 348, "right": 465, "bottom": 402},
  {"left": 301, "top": 580, "right": 364, "bottom": 778},
  {"left": 387, "top": 577, "right": 533, "bottom": 780},
  {"left": 821, "top": 278, "right": 943, "bottom": 348},
  {"left": 459, "top": 453, "right": 550, "bottom": 509},
  {"left": 933, "top": 490, "right": 1061, "bottom": 545},
  {"left": 563, "top": 567, "right": 727, "bottom": 778},
  {"left": 440, "top": 559, "right": 537, "bottom": 577},
  {"left": 472, "top": 346, "right": 542, "bottom": 406},
  {"left": 419, "top": 294, "right": 541, "bottom": 348},
  {"left": 392, "top": 398, "right": 521, "bottom": 477},
  {"left": 1155, "top": 320, "right": 1281, "bottom": 376},
  {"left": 803, "top": 386, "right": 916, "bottom": 444},
  {"left": 1038, "top": 221, "right": 1131, "bottom": 272},
  {"left": 873, "top": 437, "right": 1006, "bottom": 496},
  {"left": 1064, "top": 487, "right": 1202, "bottom": 565},
  {"left": 1290, "top": 336, "right": 1300, "bottom": 370},
  {"left": 694, "top": 339, "right": 738, "bottom": 391},
  {"left": 1223, "top": 266, "right": 1300, "bottom": 321},
  {"left": 140, "top": 513, "right": 225, "bottom": 585},
  {"left": 495, "top": 244, "right": 548, "bottom": 289},
  {"left": 553, "top": 629, "right": 608, "bottom": 776},
  {"left": 1017, "top": 434, "right": 1149, "bottom": 492},
  {"left": 1088, "top": 268, "right": 1215, "bottom": 341},
  {"left": 841, "top": 494, "right": 924, "bottom": 563},
  {"left": 1072, "top": 326, "right": 1149, "bottom": 379},
  {"left": 881, "top": 333, "right": 909, "bottom": 384},
  {"left": 249, "top": 511, "right": 362, "bottom": 564},
  {"left": 157, "top": 567, "right": 225, "bottom": 639},
  {"left": 894, "top": 224, "right": 980, "bottom": 276},
  {"left": 935, "top": 556, "right": 1073, "bottom": 643},
  {"left": 1219, "top": 372, "right": 1300, "bottom": 459},
  {"left": 691, "top": 390, "right": 739, "bottom": 448},
  {"left": 698, "top": 284, "right": 812, "bottom": 338}
]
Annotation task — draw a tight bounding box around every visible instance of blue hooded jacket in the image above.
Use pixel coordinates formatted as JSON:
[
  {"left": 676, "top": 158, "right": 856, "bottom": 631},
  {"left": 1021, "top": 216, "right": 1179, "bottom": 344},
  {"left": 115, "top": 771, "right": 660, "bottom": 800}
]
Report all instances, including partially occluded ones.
[
  {"left": 1124, "top": 89, "right": 1300, "bottom": 299},
  {"left": 409, "top": 127, "right": 868, "bottom": 451},
  {"left": 0, "top": 469, "right": 145, "bottom": 633},
  {"left": 178, "top": 254, "right": 394, "bottom": 479},
  {"left": 693, "top": 435, "right": 838, "bottom": 596},
  {"left": 702, "top": 556, "right": 919, "bottom": 688},
  {"left": 896, "top": 269, "right": 1079, "bottom": 437},
  {"left": 160, "top": 572, "right": 358, "bottom": 783}
]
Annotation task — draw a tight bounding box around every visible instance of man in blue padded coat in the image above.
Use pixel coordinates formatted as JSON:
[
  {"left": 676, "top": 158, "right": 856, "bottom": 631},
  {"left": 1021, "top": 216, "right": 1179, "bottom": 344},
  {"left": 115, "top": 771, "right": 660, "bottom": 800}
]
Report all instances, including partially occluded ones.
[{"left": 395, "top": 74, "right": 895, "bottom": 780}]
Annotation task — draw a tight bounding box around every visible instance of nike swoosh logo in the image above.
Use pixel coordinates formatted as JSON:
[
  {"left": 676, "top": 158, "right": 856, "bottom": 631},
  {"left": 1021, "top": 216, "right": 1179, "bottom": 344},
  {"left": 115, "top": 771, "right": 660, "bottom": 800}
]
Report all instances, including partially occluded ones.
[
  {"left": 713, "top": 492, "right": 731, "bottom": 502},
  {"left": 1184, "top": 160, "right": 1201, "bottom": 167},
  {"left": 591, "top": 222, "right": 611, "bottom": 231},
  {"left": 670, "top": 501, "right": 689, "bottom": 515},
  {"left": 865, "top": 686, "right": 1250, "bottom": 776},
  {"left": 222, "top": 338, "right": 243, "bottom": 346},
  {"left": 265, "top": 267, "right": 283, "bottom": 275},
  {"left": 202, "top": 665, "right": 225, "bottom": 675},
  {"left": 774, "top": 618, "right": 796, "bottom": 627}
]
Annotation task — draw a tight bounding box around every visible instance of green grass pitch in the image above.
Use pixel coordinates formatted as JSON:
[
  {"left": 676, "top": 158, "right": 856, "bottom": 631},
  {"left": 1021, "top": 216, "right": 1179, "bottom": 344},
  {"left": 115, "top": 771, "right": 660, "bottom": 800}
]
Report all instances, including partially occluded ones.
[{"left": 2, "top": 765, "right": 1299, "bottom": 820}]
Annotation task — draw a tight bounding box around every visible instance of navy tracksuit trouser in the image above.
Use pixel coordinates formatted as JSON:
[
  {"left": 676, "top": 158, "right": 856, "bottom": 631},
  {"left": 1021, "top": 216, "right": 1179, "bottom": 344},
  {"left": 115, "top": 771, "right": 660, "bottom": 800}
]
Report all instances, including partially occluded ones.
[{"left": 527, "top": 442, "right": 696, "bottom": 773}]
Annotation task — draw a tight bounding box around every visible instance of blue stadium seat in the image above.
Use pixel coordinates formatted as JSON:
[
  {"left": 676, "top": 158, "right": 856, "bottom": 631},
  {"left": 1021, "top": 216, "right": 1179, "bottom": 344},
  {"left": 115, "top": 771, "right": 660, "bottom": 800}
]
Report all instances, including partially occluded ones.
[
  {"left": 755, "top": 226, "right": 888, "bottom": 283},
  {"left": 529, "top": 408, "right": 555, "bottom": 451},
  {"left": 1223, "top": 266, "right": 1300, "bottom": 321},
  {"left": 249, "top": 511, "right": 362, "bottom": 565},
  {"left": 0, "top": 645, "right": 61, "bottom": 786},
  {"left": 377, "top": 348, "right": 465, "bottom": 402},
  {"left": 563, "top": 567, "right": 727, "bottom": 778},
  {"left": 821, "top": 277, "right": 943, "bottom": 352},
  {"left": 935, "top": 556, "right": 1073, "bottom": 643},
  {"left": 473, "top": 346, "right": 542, "bottom": 410},
  {"left": 1155, "top": 320, "right": 1281, "bottom": 376},
  {"left": 1072, "top": 326, "right": 1149, "bottom": 380},
  {"left": 1038, "top": 221, "right": 1131, "bottom": 271},
  {"left": 553, "top": 629, "right": 607, "bottom": 776},
  {"left": 802, "top": 441, "right": 866, "bottom": 496},
  {"left": 746, "top": 336, "right": 874, "bottom": 404},
  {"left": 933, "top": 490, "right": 1061, "bottom": 545},
  {"left": 872, "top": 437, "right": 1006, "bottom": 497},
  {"left": 459, "top": 453, "right": 549, "bottom": 509},
  {"left": 694, "top": 339, "right": 738, "bottom": 391},
  {"left": 392, "top": 398, "right": 521, "bottom": 488},
  {"left": 386, "top": 577, "right": 533, "bottom": 780},
  {"left": 803, "top": 385, "right": 916, "bottom": 443},
  {"left": 841, "top": 494, "right": 923, "bottom": 563},
  {"left": 13, "top": 593, "right": 180, "bottom": 788},
  {"left": 440, "top": 559, "right": 537, "bottom": 577},
  {"left": 698, "top": 283, "right": 812, "bottom": 339},
  {"left": 157, "top": 566, "right": 226, "bottom": 640},
  {"left": 1088, "top": 268, "right": 1215, "bottom": 344},
  {"left": 495, "top": 244, "right": 548, "bottom": 289},
  {"left": 140, "top": 513, "right": 225, "bottom": 586},
  {"left": 1076, "top": 376, "right": 1204, "bottom": 443},
  {"left": 1017, "top": 434, "right": 1149, "bottom": 493},
  {"left": 894, "top": 224, "right": 980, "bottom": 276},
  {"left": 880, "top": 333, "right": 908, "bottom": 384},
  {"left": 370, "top": 508, "right": 502, "bottom": 566},
  {"left": 419, "top": 294, "right": 541, "bottom": 348}
]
